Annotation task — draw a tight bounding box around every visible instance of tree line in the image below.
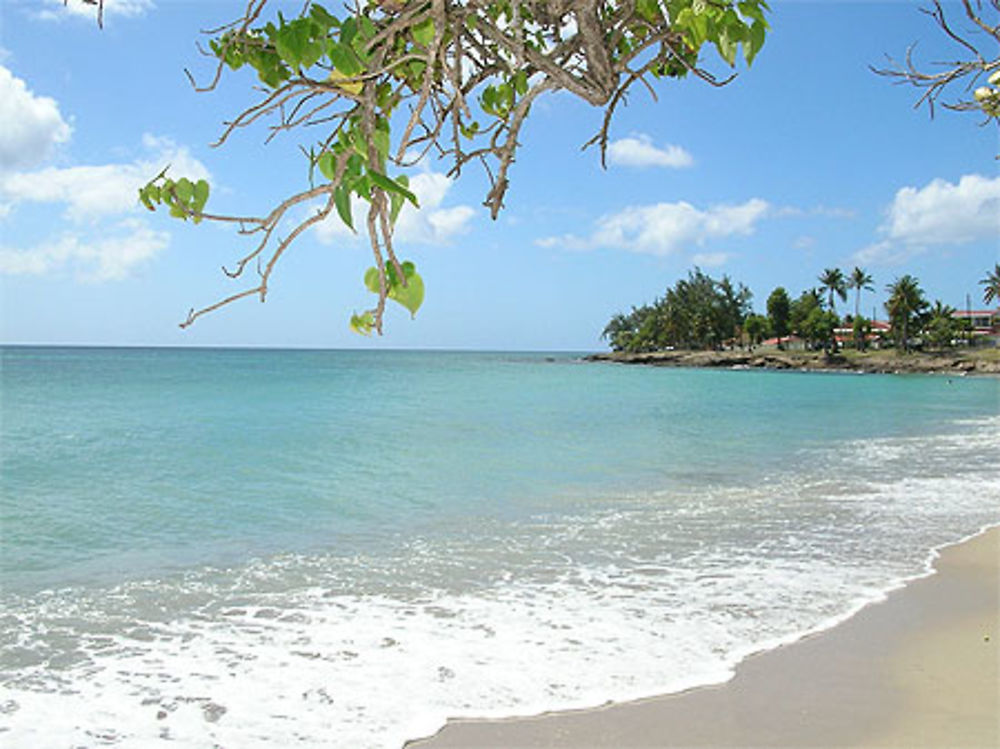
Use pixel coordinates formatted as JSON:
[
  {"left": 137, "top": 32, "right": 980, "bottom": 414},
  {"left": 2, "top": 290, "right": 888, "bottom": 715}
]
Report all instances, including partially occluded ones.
[{"left": 602, "top": 264, "right": 1000, "bottom": 354}]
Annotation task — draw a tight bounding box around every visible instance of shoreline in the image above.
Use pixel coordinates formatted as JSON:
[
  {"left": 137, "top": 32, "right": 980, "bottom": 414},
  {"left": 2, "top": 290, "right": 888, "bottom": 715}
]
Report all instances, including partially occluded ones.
[
  {"left": 585, "top": 348, "right": 1000, "bottom": 376},
  {"left": 408, "top": 526, "right": 1000, "bottom": 748}
]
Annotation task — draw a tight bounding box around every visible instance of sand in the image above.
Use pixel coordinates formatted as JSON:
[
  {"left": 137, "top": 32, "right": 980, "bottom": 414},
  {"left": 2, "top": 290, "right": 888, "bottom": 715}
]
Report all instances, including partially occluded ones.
[{"left": 408, "top": 527, "right": 999, "bottom": 748}]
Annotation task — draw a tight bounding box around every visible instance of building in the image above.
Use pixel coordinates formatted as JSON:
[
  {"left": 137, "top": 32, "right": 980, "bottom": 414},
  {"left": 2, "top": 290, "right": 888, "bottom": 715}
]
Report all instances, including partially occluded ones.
[
  {"left": 833, "top": 319, "right": 892, "bottom": 349},
  {"left": 951, "top": 309, "right": 1000, "bottom": 345}
]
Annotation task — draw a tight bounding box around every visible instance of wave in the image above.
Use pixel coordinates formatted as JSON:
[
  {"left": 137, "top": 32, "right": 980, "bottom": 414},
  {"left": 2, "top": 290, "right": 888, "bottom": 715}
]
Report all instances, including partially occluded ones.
[{"left": 1, "top": 416, "right": 998, "bottom": 748}]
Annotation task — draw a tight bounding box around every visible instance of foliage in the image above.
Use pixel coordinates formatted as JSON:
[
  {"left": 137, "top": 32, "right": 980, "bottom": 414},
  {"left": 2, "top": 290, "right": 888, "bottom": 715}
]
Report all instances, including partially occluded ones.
[
  {"left": 800, "top": 307, "right": 839, "bottom": 353},
  {"left": 851, "top": 315, "right": 872, "bottom": 351},
  {"left": 765, "top": 286, "right": 790, "bottom": 341},
  {"left": 848, "top": 266, "right": 873, "bottom": 316},
  {"left": 847, "top": 266, "right": 874, "bottom": 348},
  {"left": 788, "top": 288, "right": 823, "bottom": 341},
  {"left": 743, "top": 313, "right": 769, "bottom": 347},
  {"left": 122, "top": 0, "right": 771, "bottom": 332},
  {"left": 924, "top": 301, "right": 962, "bottom": 348},
  {"left": 981, "top": 262, "right": 1000, "bottom": 304},
  {"left": 885, "top": 274, "right": 929, "bottom": 351},
  {"left": 604, "top": 267, "right": 990, "bottom": 355},
  {"left": 817, "top": 267, "right": 847, "bottom": 314},
  {"left": 601, "top": 268, "right": 752, "bottom": 351},
  {"left": 874, "top": 0, "right": 1000, "bottom": 132}
]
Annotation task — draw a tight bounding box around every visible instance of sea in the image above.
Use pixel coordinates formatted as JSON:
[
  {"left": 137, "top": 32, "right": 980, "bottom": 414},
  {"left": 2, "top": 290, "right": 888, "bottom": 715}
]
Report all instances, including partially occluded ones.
[{"left": 1, "top": 346, "right": 998, "bottom": 748}]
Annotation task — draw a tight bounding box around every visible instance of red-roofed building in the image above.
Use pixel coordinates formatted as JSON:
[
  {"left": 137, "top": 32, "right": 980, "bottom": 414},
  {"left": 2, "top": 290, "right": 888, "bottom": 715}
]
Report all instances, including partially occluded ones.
[
  {"left": 834, "top": 319, "right": 892, "bottom": 348},
  {"left": 951, "top": 309, "right": 1000, "bottom": 344}
]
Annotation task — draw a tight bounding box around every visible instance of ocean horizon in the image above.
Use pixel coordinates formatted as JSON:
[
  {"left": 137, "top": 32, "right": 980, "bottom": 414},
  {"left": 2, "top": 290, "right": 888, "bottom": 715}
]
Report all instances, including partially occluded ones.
[{"left": 2, "top": 346, "right": 998, "bottom": 748}]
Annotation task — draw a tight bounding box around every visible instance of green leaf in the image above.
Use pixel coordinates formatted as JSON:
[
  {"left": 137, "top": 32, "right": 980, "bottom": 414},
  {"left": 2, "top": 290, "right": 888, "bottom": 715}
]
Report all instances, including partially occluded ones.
[
  {"left": 716, "top": 27, "right": 737, "bottom": 66},
  {"left": 340, "top": 17, "right": 357, "bottom": 46},
  {"left": 388, "top": 272, "right": 424, "bottom": 317},
  {"left": 349, "top": 311, "right": 375, "bottom": 336},
  {"left": 192, "top": 179, "right": 210, "bottom": 214},
  {"left": 358, "top": 16, "right": 376, "bottom": 40},
  {"left": 636, "top": 0, "right": 660, "bottom": 22},
  {"left": 745, "top": 20, "right": 766, "bottom": 65},
  {"left": 389, "top": 175, "right": 410, "bottom": 225},
  {"left": 513, "top": 70, "right": 528, "bottom": 96},
  {"left": 335, "top": 185, "right": 354, "bottom": 230},
  {"left": 310, "top": 4, "right": 338, "bottom": 30},
  {"left": 368, "top": 171, "right": 419, "bottom": 206},
  {"left": 329, "top": 42, "right": 363, "bottom": 76},
  {"left": 174, "top": 178, "right": 194, "bottom": 204},
  {"left": 363, "top": 266, "right": 380, "bottom": 294},
  {"left": 373, "top": 127, "right": 390, "bottom": 165},
  {"left": 317, "top": 151, "right": 337, "bottom": 181},
  {"left": 390, "top": 192, "right": 405, "bottom": 226},
  {"left": 412, "top": 18, "right": 435, "bottom": 47}
]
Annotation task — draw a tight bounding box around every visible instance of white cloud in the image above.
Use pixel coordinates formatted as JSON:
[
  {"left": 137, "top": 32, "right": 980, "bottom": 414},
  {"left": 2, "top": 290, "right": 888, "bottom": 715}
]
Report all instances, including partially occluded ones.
[
  {"left": 1, "top": 134, "right": 208, "bottom": 281},
  {"left": 0, "top": 65, "right": 72, "bottom": 171},
  {"left": 40, "top": 0, "right": 154, "bottom": 22},
  {"left": 0, "top": 134, "right": 209, "bottom": 222},
  {"left": 851, "top": 240, "right": 925, "bottom": 268},
  {"left": 690, "top": 252, "right": 730, "bottom": 267},
  {"left": 313, "top": 170, "right": 475, "bottom": 246},
  {"left": 883, "top": 173, "right": 1000, "bottom": 245},
  {"left": 607, "top": 134, "right": 693, "bottom": 169},
  {"left": 538, "top": 198, "right": 770, "bottom": 256},
  {"left": 0, "top": 219, "right": 168, "bottom": 280},
  {"left": 851, "top": 173, "right": 999, "bottom": 267}
]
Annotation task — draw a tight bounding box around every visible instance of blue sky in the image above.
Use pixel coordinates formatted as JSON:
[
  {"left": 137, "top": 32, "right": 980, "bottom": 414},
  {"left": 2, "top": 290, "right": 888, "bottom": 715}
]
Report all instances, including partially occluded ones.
[{"left": 1, "top": 0, "right": 997, "bottom": 350}]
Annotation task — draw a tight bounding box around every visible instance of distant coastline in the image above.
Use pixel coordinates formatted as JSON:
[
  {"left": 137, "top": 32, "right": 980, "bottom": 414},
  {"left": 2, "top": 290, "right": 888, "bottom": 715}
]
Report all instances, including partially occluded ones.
[{"left": 586, "top": 347, "right": 1000, "bottom": 375}]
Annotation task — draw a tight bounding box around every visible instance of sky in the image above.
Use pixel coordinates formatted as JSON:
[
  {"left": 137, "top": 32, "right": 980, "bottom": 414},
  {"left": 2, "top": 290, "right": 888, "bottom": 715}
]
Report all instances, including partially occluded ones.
[{"left": 0, "top": 0, "right": 997, "bottom": 350}]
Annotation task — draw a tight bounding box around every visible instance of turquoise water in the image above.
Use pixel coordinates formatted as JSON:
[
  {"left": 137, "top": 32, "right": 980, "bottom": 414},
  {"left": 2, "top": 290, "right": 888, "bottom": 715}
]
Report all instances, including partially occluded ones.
[{"left": 1, "top": 347, "right": 998, "bottom": 747}]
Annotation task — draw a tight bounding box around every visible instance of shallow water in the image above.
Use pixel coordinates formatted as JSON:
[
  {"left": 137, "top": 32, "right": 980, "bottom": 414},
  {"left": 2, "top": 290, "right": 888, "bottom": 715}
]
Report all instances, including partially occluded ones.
[{"left": 1, "top": 347, "right": 998, "bottom": 747}]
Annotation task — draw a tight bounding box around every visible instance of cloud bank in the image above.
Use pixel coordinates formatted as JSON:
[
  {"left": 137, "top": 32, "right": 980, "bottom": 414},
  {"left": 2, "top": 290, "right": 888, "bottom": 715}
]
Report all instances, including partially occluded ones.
[
  {"left": 537, "top": 198, "right": 770, "bottom": 257},
  {"left": 0, "top": 65, "right": 72, "bottom": 172},
  {"left": 853, "top": 173, "right": 1000, "bottom": 266}
]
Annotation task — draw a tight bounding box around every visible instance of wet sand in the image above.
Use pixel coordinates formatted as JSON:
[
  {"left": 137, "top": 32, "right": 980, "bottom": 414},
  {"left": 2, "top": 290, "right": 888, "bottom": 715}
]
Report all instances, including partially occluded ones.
[{"left": 409, "top": 527, "right": 999, "bottom": 748}]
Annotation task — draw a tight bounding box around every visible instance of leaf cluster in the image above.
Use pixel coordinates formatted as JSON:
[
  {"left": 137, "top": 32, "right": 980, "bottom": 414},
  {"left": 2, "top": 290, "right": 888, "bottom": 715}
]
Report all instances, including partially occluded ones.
[
  {"left": 139, "top": 172, "right": 211, "bottom": 223},
  {"left": 139, "top": 0, "right": 769, "bottom": 332}
]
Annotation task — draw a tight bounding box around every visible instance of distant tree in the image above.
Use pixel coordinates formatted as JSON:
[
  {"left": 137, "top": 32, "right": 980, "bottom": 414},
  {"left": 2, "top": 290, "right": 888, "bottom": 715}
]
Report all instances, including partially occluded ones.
[
  {"left": 716, "top": 275, "right": 754, "bottom": 348},
  {"left": 743, "top": 314, "right": 769, "bottom": 349},
  {"left": 847, "top": 267, "right": 874, "bottom": 349},
  {"left": 789, "top": 288, "right": 823, "bottom": 341},
  {"left": 766, "top": 286, "right": 791, "bottom": 343},
  {"left": 981, "top": 263, "right": 1000, "bottom": 305},
  {"left": 885, "top": 275, "right": 929, "bottom": 352},
  {"left": 818, "top": 268, "right": 848, "bottom": 316},
  {"left": 852, "top": 315, "right": 872, "bottom": 351},
  {"left": 602, "top": 268, "right": 752, "bottom": 352},
  {"left": 848, "top": 267, "right": 874, "bottom": 318},
  {"left": 924, "top": 301, "right": 960, "bottom": 349},
  {"left": 801, "top": 307, "right": 839, "bottom": 353}
]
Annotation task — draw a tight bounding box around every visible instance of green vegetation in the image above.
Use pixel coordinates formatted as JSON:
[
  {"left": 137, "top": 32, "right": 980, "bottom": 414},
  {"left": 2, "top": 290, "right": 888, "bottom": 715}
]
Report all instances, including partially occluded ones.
[
  {"left": 982, "top": 264, "right": 1000, "bottom": 305},
  {"left": 603, "top": 265, "right": 998, "bottom": 354},
  {"left": 601, "top": 268, "right": 751, "bottom": 352},
  {"left": 125, "top": 0, "right": 771, "bottom": 332}
]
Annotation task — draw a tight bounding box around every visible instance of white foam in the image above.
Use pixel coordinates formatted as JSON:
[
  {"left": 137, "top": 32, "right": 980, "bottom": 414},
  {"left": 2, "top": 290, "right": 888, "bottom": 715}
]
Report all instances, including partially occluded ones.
[{"left": 2, "top": 418, "right": 998, "bottom": 749}]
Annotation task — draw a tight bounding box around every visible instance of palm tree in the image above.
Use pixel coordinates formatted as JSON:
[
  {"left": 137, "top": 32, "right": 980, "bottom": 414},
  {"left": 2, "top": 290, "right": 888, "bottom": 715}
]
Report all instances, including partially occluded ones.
[
  {"left": 980, "top": 263, "right": 1000, "bottom": 305},
  {"left": 925, "top": 301, "right": 959, "bottom": 350},
  {"left": 818, "top": 268, "right": 848, "bottom": 315},
  {"left": 885, "top": 275, "right": 928, "bottom": 352},
  {"left": 848, "top": 267, "right": 874, "bottom": 319}
]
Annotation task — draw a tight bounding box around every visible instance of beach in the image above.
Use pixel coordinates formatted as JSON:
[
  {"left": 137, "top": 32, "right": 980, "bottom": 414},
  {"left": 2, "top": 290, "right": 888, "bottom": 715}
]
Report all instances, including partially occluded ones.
[
  {"left": 2, "top": 348, "right": 998, "bottom": 748},
  {"left": 412, "top": 526, "right": 1000, "bottom": 748}
]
